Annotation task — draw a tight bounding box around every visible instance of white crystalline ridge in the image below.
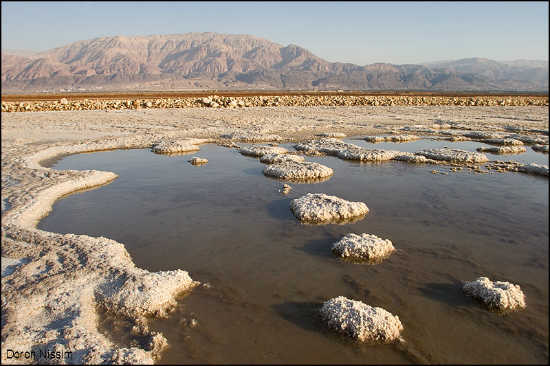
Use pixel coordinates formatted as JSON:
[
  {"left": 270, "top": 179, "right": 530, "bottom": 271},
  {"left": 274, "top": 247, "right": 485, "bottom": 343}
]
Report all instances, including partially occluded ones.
[
  {"left": 320, "top": 296, "right": 403, "bottom": 343},
  {"left": 364, "top": 134, "right": 420, "bottom": 143},
  {"left": 463, "top": 277, "right": 526, "bottom": 311},
  {"left": 259, "top": 153, "right": 305, "bottom": 164},
  {"left": 416, "top": 148, "right": 489, "bottom": 163},
  {"left": 263, "top": 161, "right": 333, "bottom": 181},
  {"left": 332, "top": 233, "right": 395, "bottom": 261},
  {"left": 290, "top": 193, "right": 369, "bottom": 223},
  {"left": 151, "top": 138, "right": 205, "bottom": 153},
  {"left": 238, "top": 145, "right": 289, "bottom": 157},
  {"left": 476, "top": 145, "right": 527, "bottom": 154}
]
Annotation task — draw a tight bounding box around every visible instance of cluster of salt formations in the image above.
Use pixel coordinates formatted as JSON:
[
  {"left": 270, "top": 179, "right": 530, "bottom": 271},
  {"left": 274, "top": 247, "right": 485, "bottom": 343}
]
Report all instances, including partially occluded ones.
[
  {"left": 264, "top": 161, "right": 334, "bottom": 181},
  {"left": 332, "top": 233, "right": 395, "bottom": 262},
  {"left": 476, "top": 146, "right": 527, "bottom": 154},
  {"left": 463, "top": 277, "right": 526, "bottom": 311},
  {"left": 290, "top": 193, "right": 369, "bottom": 224},
  {"left": 189, "top": 157, "right": 208, "bottom": 165},
  {"left": 364, "top": 134, "right": 420, "bottom": 143},
  {"left": 320, "top": 297, "right": 404, "bottom": 343},
  {"left": 239, "top": 145, "right": 288, "bottom": 157},
  {"left": 259, "top": 153, "right": 305, "bottom": 164},
  {"left": 295, "top": 138, "right": 403, "bottom": 162},
  {"left": 416, "top": 148, "right": 489, "bottom": 163},
  {"left": 151, "top": 138, "right": 204, "bottom": 154}
]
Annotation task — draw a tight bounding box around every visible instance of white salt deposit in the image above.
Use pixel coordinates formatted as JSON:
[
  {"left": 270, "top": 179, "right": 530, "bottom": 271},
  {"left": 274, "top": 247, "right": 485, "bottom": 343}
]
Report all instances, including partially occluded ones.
[
  {"left": 189, "top": 157, "right": 208, "bottom": 165},
  {"left": 320, "top": 296, "right": 403, "bottom": 343},
  {"left": 290, "top": 193, "right": 369, "bottom": 224},
  {"left": 416, "top": 148, "right": 489, "bottom": 163},
  {"left": 263, "top": 161, "right": 333, "bottom": 181},
  {"left": 238, "top": 145, "right": 288, "bottom": 157},
  {"left": 259, "top": 153, "right": 305, "bottom": 164},
  {"left": 463, "top": 277, "right": 526, "bottom": 311},
  {"left": 476, "top": 146, "right": 527, "bottom": 154},
  {"left": 332, "top": 233, "right": 395, "bottom": 262}
]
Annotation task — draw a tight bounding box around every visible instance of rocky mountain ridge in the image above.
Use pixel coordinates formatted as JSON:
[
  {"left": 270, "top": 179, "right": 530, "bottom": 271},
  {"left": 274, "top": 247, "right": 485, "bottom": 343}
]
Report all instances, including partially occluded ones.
[{"left": 2, "top": 33, "right": 548, "bottom": 92}]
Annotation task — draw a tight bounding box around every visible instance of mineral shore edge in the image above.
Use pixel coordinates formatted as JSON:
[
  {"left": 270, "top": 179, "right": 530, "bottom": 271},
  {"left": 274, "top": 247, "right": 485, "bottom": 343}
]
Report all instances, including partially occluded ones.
[{"left": 1, "top": 95, "right": 548, "bottom": 364}]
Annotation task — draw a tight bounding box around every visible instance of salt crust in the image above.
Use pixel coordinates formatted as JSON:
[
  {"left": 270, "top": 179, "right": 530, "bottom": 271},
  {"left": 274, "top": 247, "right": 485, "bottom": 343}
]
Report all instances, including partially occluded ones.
[
  {"left": 332, "top": 233, "right": 395, "bottom": 262},
  {"left": 290, "top": 193, "right": 369, "bottom": 224},
  {"left": 317, "top": 132, "right": 346, "bottom": 138},
  {"left": 463, "top": 277, "right": 526, "bottom": 311},
  {"left": 263, "top": 161, "right": 334, "bottom": 181},
  {"left": 364, "top": 134, "right": 420, "bottom": 143},
  {"left": 239, "top": 145, "right": 288, "bottom": 157},
  {"left": 416, "top": 148, "right": 489, "bottom": 163},
  {"left": 259, "top": 153, "right": 305, "bottom": 164},
  {"left": 220, "top": 131, "right": 282, "bottom": 142},
  {"left": 476, "top": 146, "right": 527, "bottom": 154},
  {"left": 483, "top": 138, "right": 524, "bottom": 146},
  {"left": 532, "top": 144, "right": 549, "bottom": 153},
  {"left": 1, "top": 137, "right": 202, "bottom": 364},
  {"left": 151, "top": 138, "right": 205, "bottom": 154},
  {"left": 320, "top": 296, "right": 403, "bottom": 343}
]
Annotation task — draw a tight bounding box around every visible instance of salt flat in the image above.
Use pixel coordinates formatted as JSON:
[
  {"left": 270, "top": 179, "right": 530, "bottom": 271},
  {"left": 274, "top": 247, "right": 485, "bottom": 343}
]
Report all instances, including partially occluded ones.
[{"left": 1, "top": 104, "right": 548, "bottom": 364}]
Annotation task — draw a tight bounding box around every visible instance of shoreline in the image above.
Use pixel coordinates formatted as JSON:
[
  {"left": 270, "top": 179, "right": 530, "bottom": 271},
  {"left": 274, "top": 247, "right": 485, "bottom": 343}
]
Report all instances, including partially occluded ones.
[{"left": 1, "top": 105, "right": 548, "bottom": 364}]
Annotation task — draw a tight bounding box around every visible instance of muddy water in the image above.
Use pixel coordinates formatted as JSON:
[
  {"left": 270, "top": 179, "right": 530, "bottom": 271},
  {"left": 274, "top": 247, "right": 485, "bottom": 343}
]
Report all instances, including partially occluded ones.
[{"left": 38, "top": 142, "right": 548, "bottom": 364}]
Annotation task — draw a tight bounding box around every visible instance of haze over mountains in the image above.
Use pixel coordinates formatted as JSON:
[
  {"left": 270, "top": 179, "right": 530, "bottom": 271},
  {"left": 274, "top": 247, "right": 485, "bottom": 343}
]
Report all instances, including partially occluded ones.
[{"left": 1, "top": 33, "right": 548, "bottom": 92}]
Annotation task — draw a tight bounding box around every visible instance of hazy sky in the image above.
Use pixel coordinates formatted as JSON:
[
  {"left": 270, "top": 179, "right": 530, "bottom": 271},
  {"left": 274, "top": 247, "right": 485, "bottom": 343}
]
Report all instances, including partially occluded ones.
[{"left": 2, "top": 1, "right": 548, "bottom": 65}]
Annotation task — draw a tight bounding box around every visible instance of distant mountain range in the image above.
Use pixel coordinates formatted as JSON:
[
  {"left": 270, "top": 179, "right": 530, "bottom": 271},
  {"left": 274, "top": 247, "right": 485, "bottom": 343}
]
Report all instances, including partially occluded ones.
[{"left": 1, "top": 33, "right": 548, "bottom": 92}]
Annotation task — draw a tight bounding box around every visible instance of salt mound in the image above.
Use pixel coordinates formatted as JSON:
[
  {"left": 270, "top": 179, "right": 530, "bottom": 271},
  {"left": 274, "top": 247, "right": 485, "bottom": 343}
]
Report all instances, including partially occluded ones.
[
  {"left": 364, "top": 134, "right": 420, "bottom": 143},
  {"left": 263, "top": 161, "right": 333, "bottom": 181},
  {"left": 416, "top": 148, "right": 488, "bottom": 163},
  {"left": 332, "top": 233, "right": 395, "bottom": 262},
  {"left": 476, "top": 146, "right": 526, "bottom": 154},
  {"left": 260, "top": 153, "right": 305, "bottom": 164},
  {"left": 290, "top": 193, "right": 369, "bottom": 224},
  {"left": 239, "top": 145, "right": 288, "bottom": 157},
  {"left": 189, "top": 157, "right": 208, "bottom": 165},
  {"left": 337, "top": 147, "right": 402, "bottom": 161},
  {"left": 151, "top": 139, "right": 201, "bottom": 154},
  {"left": 294, "top": 138, "right": 358, "bottom": 156},
  {"left": 320, "top": 296, "right": 403, "bottom": 343},
  {"left": 484, "top": 138, "right": 524, "bottom": 146},
  {"left": 463, "top": 277, "right": 526, "bottom": 311}
]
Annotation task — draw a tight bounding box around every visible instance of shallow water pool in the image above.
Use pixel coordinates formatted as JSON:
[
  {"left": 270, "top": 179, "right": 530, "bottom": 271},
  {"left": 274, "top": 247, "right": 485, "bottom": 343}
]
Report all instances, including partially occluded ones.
[{"left": 38, "top": 142, "right": 548, "bottom": 364}]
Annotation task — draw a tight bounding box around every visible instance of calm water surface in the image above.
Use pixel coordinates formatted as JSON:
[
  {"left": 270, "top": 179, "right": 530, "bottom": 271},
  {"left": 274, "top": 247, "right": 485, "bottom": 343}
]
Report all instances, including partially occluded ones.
[{"left": 38, "top": 141, "right": 549, "bottom": 364}]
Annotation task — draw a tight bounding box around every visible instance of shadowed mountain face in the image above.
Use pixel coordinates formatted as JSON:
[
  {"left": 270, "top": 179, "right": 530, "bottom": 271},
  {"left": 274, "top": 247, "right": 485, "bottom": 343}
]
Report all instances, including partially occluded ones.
[{"left": 1, "top": 33, "right": 548, "bottom": 92}]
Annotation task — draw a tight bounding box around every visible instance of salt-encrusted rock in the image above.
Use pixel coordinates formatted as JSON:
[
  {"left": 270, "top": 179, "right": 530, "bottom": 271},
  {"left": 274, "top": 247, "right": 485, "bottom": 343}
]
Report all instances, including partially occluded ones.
[
  {"left": 532, "top": 144, "right": 549, "bottom": 153},
  {"left": 416, "top": 148, "right": 488, "bottom": 163},
  {"left": 463, "top": 277, "right": 526, "bottom": 311},
  {"left": 332, "top": 233, "right": 395, "bottom": 262},
  {"left": 518, "top": 163, "right": 549, "bottom": 176},
  {"left": 476, "top": 146, "right": 527, "bottom": 154},
  {"left": 506, "top": 134, "right": 549, "bottom": 145},
  {"left": 320, "top": 296, "right": 403, "bottom": 343},
  {"left": 483, "top": 138, "right": 524, "bottom": 146},
  {"left": 239, "top": 145, "right": 288, "bottom": 157},
  {"left": 317, "top": 132, "right": 346, "bottom": 138},
  {"left": 151, "top": 139, "right": 200, "bottom": 154},
  {"left": 392, "top": 153, "right": 436, "bottom": 164},
  {"left": 364, "top": 134, "right": 420, "bottom": 143},
  {"left": 290, "top": 193, "right": 369, "bottom": 224},
  {"left": 260, "top": 153, "right": 305, "bottom": 164},
  {"left": 189, "top": 157, "right": 208, "bottom": 165},
  {"left": 263, "top": 161, "right": 333, "bottom": 181}
]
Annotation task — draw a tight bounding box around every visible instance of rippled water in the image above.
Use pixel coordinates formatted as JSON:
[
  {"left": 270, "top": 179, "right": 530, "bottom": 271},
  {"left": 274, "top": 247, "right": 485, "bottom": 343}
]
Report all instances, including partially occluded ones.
[{"left": 38, "top": 141, "right": 548, "bottom": 364}]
